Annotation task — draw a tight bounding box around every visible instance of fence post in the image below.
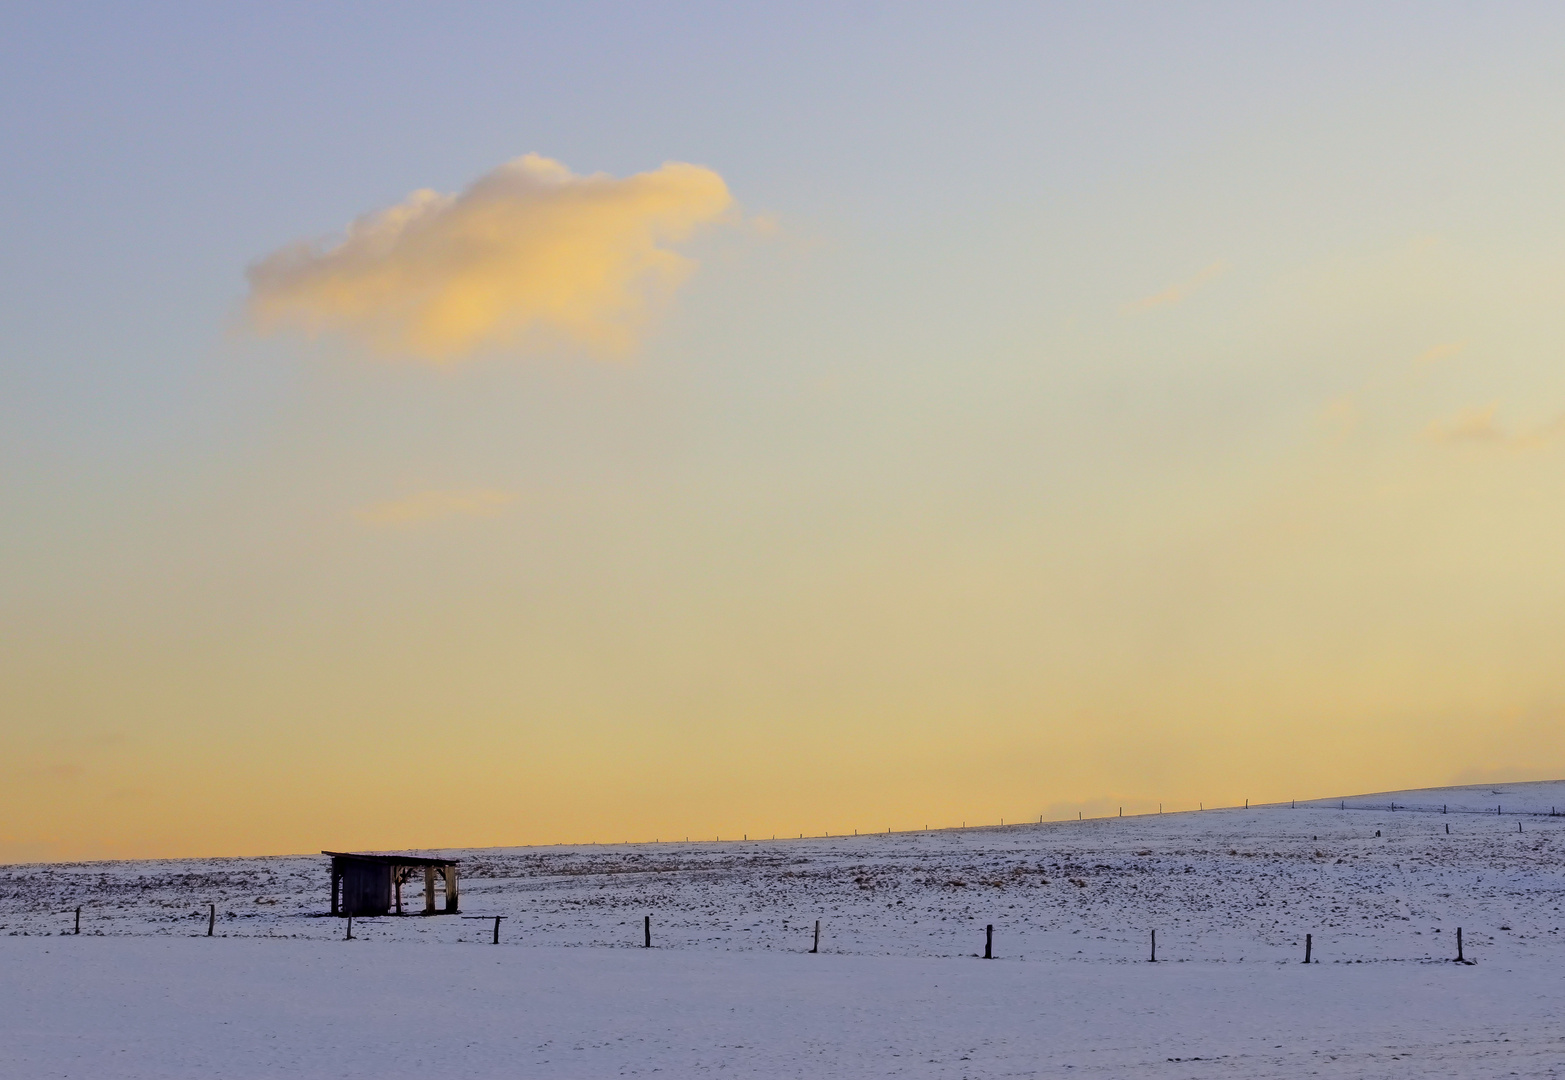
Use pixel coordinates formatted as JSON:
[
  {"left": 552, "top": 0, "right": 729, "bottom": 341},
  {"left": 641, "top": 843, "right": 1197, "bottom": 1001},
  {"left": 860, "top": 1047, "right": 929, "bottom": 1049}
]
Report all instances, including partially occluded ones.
[
  {"left": 1149, "top": 929, "right": 1157, "bottom": 962},
  {"left": 1303, "top": 933, "right": 1311, "bottom": 964},
  {"left": 985, "top": 924, "right": 993, "bottom": 959},
  {"left": 207, "top": 903, "right": 214, "bottom": 937},
  {"left": 644, "top": 914, "right": 651, "bottom": 948},
  {"left": 1456, "top": 927, "right": 1463, "bottom": 962},
  {"left": 493, "top": 915, "right": 501, "bottom": 945},
  {"left": 811, "top": 920, "right": 820, "bottom": 954},
  {"left": 74, "top": 906, "right": 81, "bottom": 935},
  {"left": 345, "top": 913, "right": 353, "bottom": 941}
]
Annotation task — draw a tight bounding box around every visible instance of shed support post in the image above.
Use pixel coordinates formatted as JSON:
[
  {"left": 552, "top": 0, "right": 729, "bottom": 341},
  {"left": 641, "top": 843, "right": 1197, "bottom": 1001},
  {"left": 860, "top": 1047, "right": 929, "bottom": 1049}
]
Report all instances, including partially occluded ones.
[
  {"left": 394, "top": 870, "right": 402, "bottom": 916},
  {"left": 444, "top": 866, "right": 459, "bottom": 913},
  {"left": 424, "top": 867, "right": 437, "bottom": 914}
]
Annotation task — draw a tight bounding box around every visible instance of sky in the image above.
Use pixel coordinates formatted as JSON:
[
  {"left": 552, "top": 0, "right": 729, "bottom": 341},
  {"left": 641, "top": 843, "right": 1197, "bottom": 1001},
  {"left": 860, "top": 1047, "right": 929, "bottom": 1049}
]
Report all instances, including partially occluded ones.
[{"left": 3, "top": 3, "right": 1565, "bottom": 861}]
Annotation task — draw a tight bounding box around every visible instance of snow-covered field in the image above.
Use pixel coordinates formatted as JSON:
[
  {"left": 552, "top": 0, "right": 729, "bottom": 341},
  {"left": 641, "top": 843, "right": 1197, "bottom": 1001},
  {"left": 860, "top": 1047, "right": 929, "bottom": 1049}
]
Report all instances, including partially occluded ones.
[{"left": 3, "top": 780, "right": 1564, "bottom": 1078}]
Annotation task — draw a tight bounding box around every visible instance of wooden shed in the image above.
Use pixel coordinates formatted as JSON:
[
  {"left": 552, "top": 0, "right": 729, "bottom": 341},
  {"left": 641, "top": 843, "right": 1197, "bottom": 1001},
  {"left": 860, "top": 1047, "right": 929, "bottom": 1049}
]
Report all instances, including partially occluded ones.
[{"left": 324, "top": 851, "right": 460, "bottom": 917}]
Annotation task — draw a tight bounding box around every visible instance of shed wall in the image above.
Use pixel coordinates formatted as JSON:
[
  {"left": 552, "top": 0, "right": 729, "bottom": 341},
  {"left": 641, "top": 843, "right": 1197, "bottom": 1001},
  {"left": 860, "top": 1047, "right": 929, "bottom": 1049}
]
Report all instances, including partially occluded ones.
[{"left": 340, "top": 861, "right": 392, "bottom": 916}]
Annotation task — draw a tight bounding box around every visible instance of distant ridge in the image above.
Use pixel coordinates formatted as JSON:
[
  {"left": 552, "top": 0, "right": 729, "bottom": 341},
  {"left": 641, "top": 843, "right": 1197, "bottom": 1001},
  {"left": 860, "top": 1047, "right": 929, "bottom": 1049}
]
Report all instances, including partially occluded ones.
[{"left": 1284, "top": 778, "right": 1565, "bottom": 817}]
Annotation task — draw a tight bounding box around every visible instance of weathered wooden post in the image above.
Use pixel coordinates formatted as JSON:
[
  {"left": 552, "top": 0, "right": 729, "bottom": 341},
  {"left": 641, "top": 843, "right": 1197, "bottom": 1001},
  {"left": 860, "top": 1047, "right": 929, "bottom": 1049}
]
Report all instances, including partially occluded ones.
[
  {"left": 985, "top": 924, "right": 993, "bottom": 959},
  {"left": 493, "top": 915, "right": 502, "bottom": 944},
  {"left": 346, "top": 913, "right": 353, "bottom": 941},
  {"left": 1456, "top": 927, "right": 1463, "bottom": 962},
  {"left": 644, "top": 914, "right": 651, "bottom": 948},
  {"left": 444, "top": 865, "right": 460, "bottom": 913},
  {"left": 74, "top": 906, "right": 81, "bottom": 935},
  {"left": 1149, "top": 929, "right": 1156, "bottom": 962},
  {"left": 424, "top": 867, "right": 437, "bottom": 915},
  {"left": 207, "top": 904, "right": 214, "bottom": 937},
  {"left": 1303, "top": 933, "right": 1311, "bottom": 963},
  {"left": 811, "top": 920, "right": 820, "bottom": 954}
]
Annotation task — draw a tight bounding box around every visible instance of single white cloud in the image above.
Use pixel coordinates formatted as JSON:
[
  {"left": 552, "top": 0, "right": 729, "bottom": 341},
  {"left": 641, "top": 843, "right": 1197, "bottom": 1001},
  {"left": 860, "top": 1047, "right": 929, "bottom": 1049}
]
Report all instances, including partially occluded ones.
[
  {"left": 355, "top": 489, "right": 516, "bottom": 526},
  {"left": 248, "top": 154, "right": 733, "bottom": 361}
]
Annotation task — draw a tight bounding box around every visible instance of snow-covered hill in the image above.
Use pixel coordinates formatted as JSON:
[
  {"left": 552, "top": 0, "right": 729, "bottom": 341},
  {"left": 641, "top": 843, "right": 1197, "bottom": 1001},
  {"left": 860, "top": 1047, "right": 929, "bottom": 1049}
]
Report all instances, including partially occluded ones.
[
  {"left": 3, "top": 780, "right": 1563, "bottom": 1078},
  {"left": 6, "top": 779, "right": 1563, "bottom": 962}
]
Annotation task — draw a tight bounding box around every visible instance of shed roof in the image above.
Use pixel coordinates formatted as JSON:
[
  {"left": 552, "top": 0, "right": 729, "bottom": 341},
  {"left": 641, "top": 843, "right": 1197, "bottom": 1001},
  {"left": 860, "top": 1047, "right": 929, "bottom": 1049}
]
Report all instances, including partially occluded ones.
[{"left": 322, "top": 850, "right": 460, "bottom": 868}]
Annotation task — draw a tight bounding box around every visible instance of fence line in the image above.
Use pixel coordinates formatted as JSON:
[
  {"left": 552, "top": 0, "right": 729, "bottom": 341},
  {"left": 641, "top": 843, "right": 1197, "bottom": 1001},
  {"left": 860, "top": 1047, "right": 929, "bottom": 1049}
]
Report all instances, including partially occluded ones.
[{"left": 1260, "top": 801, "right": 1564, "bottom": 818}]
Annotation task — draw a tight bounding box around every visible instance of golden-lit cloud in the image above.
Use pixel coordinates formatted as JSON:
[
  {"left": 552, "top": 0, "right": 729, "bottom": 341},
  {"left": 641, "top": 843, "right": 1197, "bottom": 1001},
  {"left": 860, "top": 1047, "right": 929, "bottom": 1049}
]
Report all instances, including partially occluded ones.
[
  {"left": 1423, "top": 404, "right": 1565, "bottom": 449},
  {"left": 355, "top": 488, "right": 515, "bottom": 526},
  {"left": 1513, "top": 415, "right": 1565, "bottom": 450},
  {"left": 247, "top": 154, "right": 733, "bottom": 360},
  {"left": 1414, "top": 339, "right": 1467, "bottom": 366},
  {"left": 22, "top": 762, "right": 84, "bottom": 782},
  {"left": 1424, "top": 402, "right": 1502, "bottom": 443},
  {"left": 1321, "top": 394, "right": 1358, "bottom": 432},
  {"left": 1123, "top": 261, "right": 1228, "bottom": 313}
]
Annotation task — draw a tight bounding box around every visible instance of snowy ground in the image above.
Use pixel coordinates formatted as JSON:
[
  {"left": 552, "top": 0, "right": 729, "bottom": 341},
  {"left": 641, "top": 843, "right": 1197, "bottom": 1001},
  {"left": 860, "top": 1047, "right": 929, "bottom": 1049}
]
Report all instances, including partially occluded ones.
[{"left": 3, "top": 780, "right": 1564, "bottom": 1078}]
